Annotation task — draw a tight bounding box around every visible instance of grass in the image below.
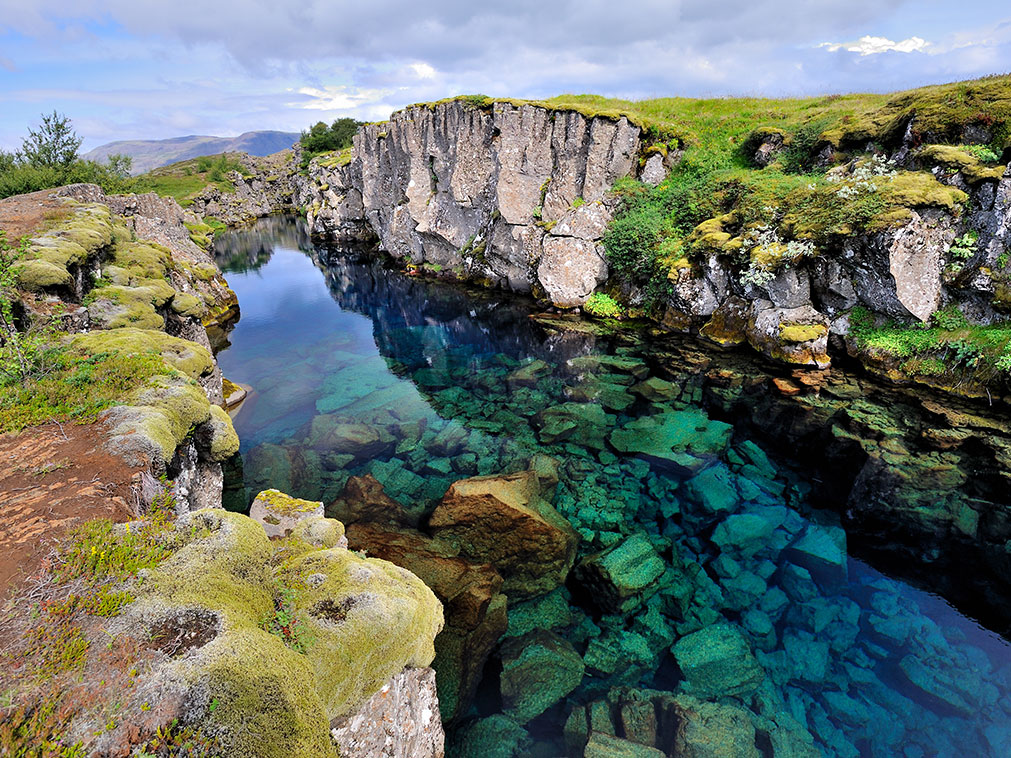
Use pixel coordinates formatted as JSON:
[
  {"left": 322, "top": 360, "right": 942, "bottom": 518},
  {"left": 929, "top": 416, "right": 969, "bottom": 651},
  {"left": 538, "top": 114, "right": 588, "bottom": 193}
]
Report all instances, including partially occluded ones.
[
  {"left": 592, "top": 75, "right": 1011, "bottom": 310},
  {"left": 0, "top": 341, "right": 166, "bottom": 434},
  {"left": 849, "top": 306, "right": 1011, "bottom": 385},
  {"left": 133, "top": 153, "right": 247, "bottom": 206},
  {"left": 2, "top": 489, "right": 186, "bottom": 756}
]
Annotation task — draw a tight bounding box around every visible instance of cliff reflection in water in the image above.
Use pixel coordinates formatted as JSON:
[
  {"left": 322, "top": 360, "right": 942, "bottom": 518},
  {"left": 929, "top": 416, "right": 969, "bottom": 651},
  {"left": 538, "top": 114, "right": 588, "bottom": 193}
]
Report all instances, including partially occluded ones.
[{"left": 215, "top": 217, "right": 1011, "bottom": 758}]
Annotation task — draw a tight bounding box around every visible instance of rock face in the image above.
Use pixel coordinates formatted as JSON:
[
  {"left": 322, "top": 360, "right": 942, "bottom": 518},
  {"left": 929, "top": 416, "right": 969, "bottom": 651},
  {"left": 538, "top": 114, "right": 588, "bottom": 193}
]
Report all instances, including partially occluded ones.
[
  {"left": 345, "top": 522, "right": 508, "bottom": 723},
  {"left": 297, "top": 100, "right": 660, "bottom": 306},
  {"left": 429, "top": 468, "right": 579, "bottom": 598},
  {"left": 186, "top": 151, "right": 297, "bottom": 226},
  {"left": 331, "top": 666, "right": 445, "bottom": 758},
  {"left": 499, "top": 630, "right": 585, "bottom": 724}
]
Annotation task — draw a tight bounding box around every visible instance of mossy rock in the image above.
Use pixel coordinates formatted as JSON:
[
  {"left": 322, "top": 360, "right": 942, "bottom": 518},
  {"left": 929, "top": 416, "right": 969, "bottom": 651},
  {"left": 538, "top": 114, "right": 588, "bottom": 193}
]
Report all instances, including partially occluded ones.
[
  {"left": 73, "top": 327, "right": 214, "bottom": 380},
  {"left": 123, "top": 508, "right": 443, "bottom": 757},
  {"left": 779, "top": 323, "right": 828, "bottom": 343},
  {"left": 14, "top": 258, "right": 73, "bottom": 291},
  {"left": 918, "top": 144, "right": 1006, "bottom": 183},
  {"left": 207, "top": 405, "right": 240, "bottom": 461},
  {"left": 171, "top": 292, "right": 206, "bottom": 318}
]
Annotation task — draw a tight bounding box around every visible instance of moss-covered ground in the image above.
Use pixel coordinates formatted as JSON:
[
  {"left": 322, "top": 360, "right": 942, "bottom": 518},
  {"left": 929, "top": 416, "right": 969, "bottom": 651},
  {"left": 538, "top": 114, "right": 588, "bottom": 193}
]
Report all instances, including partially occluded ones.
[
  {"left": 848, "top": 306, "right": 1011, "bottom": 393},
  {"left": 133, "top": 154, "right": 248, "bottom": 206},
  {"left": 592, "top": 76, "right": 1011, "bottom": 305}
]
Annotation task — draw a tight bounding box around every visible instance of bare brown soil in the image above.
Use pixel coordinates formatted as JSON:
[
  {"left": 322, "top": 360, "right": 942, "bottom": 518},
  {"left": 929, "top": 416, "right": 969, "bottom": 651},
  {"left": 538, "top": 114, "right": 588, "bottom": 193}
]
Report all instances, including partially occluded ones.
[
  {"left": 0, "top": 421, "right": 139, "bottom": 600},
  {"left": 0, "top": 189, "right": 73, "bottom": 240}
]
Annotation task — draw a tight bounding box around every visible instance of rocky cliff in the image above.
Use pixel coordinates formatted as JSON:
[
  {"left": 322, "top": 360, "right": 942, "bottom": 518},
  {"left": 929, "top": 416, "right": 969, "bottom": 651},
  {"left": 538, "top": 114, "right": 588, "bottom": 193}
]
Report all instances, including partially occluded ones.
[
  {"left": 297, "top": 98, "right": 669, "bottom": 306},
  {"left": 295, "top": 81, "right": 1011, "bottom": 397},
  {"left": 0, "top": 186, "right": 447, "bottom": 758}
]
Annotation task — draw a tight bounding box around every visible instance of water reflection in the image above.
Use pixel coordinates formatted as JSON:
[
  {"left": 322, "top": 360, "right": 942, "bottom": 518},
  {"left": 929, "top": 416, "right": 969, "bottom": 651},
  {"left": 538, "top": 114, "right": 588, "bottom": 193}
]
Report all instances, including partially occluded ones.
[{"left": 215, "top": 218, "right": 1011, "bottom": 758}]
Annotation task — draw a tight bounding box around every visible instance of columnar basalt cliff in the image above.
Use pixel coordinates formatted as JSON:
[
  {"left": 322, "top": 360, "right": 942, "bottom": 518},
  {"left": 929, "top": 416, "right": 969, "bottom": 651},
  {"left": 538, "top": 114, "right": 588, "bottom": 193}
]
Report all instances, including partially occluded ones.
[
  {"left": 297, "top": 99, "right": 668, "bottom": 306},
  {"left": 294, "top": 82, "right": 1011, "bottom": 399}
]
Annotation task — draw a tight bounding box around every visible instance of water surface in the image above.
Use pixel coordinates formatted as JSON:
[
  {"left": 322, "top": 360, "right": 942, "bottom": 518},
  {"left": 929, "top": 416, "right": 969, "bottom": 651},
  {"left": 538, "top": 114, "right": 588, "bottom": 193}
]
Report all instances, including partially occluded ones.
[{"left": 215, "top": 217, "right": 1011, "bottom": 758}]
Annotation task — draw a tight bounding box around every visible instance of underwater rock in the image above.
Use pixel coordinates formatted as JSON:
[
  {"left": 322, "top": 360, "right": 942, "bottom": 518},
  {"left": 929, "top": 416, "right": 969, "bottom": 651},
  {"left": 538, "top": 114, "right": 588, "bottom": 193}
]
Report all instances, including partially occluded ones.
[
  {"left": 711, "top": 511, "right": 784, "bottom": 558},
  {"left": 671, "top": 623, "right": 765, "bottom": 699},
  {"left": 345, "top": 523, "right": 507, "bottom": 723},
  {"left": 583, "top": 732, "right": 665, "bottom": 758},
  {"left": 683, "top": 465, "right": 741, "bottom": 516},
  {"left": 449, "top": 714, "right": 529, "bottom": 758},
  {"left": 609, "top": 409, "right": 732, "bottom": 473},
  {"left": 572, "top": 534, "right": 666, "bottom": 613},
  {"left": 430, "top": 469, "right": 579, "bottom": 599},
  {"left": 250, "top": 488, "right": 329, "bottom": 540},
  {"left": 505, "top": 589, "right": 573, "bottom": 638},
  {"left": 669, "top": 695, "right": 761, "bottom": 758},
  {"left": 507, "top": 359, "right": 552, "bottom": 389},
  {"left": 328, "top": 474, "right": 415, "bottom": 527},
  {"left": 785, "top": 523, "right": 848, "bottom": 589},
  {"left": 536, "top": 402, "right": 613, "bottom": 449},
  {"left": 305, "top": 414, "right": 393, "bottom": 458},
  {"left": 500, "top": 630, "right": 585, "bottom": 724}
]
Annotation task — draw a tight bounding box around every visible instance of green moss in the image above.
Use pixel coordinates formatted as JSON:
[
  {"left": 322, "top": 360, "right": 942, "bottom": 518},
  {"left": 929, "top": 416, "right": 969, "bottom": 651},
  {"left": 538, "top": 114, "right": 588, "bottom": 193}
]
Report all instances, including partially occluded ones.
[
  {"left": 255, "top": 489, "right": 322, "bottom": 516},
  {"left": 171, "top": 292, "right": 206, "bottom": 318},
  {"left": 849, "top": 306, "right": 1011, "bottom": 389},
  {"left": 15, "top": 259, "right": 73, "bottom": 291},
  {"left": 780, "top": 323, "right": 828, "bottom": 343},
  {"left": 316, "top": 148, "right": 353, "bottom": 169},
  {"left": 208, "top": 405, "right": 240, "bottom": 461},
  {"left": 73, "top": 328, "right": 213, "bottom": 380},
  {"left": 280, "top": 547, "right": 443, "bottom": 718},
  {"left": 583, "top": 293, "right": 624, "bottom": 319},
  {"left": 918, "top": 144, "right": 1006, "bottom": 183},
  {"left": 126, "top": 508, "right": 443, "bottom": 756}
]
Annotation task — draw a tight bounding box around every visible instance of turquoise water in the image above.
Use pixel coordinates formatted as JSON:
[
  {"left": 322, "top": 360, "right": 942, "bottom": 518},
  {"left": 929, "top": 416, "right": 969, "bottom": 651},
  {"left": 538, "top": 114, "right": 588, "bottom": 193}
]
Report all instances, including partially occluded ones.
[{"left": 215, "top": 217, "right": 1011, "bottom": 757}]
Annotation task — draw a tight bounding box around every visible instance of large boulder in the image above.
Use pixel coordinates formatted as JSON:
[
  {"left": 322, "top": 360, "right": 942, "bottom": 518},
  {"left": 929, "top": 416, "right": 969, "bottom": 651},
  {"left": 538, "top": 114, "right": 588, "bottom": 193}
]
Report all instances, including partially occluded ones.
[
  {"left": 609, "top": 409, "right": 732, "bottom": 473},
  {"left": 345, "top": 523, "right": 507, "bottom": 723},
  {"left": 429, "top": 469, "right": 579, "bottom": 599},
  {"left": 671, "top": 624, "right": 764, "bottom": 699},
  {"left": 499, "top": 630, "right": 585, "bottom": 724},
  {"left": 329, "top": 474, "right": 416, "bottom": 527},
  {"left": 572, "top": 534, "right": 666, "bottom": 613},
  {"left": 668, "top": 696, "right": 761, "bottom": 758}
]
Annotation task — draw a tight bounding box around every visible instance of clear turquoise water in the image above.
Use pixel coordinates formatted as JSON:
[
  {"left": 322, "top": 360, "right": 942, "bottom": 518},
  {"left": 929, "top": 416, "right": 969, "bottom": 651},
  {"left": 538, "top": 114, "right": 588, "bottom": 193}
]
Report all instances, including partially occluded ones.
[{"left": 215, "top": 217, "right": 1011, "bottom": 758}]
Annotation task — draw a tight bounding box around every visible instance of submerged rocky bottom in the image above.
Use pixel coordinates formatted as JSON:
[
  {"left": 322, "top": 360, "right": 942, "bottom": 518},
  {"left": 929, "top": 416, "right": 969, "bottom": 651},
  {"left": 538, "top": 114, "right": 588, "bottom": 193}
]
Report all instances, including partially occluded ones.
[{"left": 215, "top": 218, "right": 1011, "bottom": 757}]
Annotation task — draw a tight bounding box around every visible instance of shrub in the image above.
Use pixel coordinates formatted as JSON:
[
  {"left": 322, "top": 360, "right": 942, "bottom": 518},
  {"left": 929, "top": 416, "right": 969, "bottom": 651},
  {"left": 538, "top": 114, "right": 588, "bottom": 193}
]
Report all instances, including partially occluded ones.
[
  {"left": 583, "top": 293, "right": 623, "bottom": 319},
  {"left": 300, "top": 118, "right": 363, "bottom": 167}
]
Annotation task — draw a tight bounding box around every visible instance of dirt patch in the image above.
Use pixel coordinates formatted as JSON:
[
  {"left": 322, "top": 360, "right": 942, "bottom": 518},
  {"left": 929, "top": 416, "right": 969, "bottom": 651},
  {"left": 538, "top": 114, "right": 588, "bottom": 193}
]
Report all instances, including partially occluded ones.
[
  {"left": 0, "top": 189, "right": 73, "bottom": 241},
  {"left": 147, "top": 609, "right": 219, "bottom": 657},
  {"left": 0, "top": 421, "right": 140, "bottom": 600},
  {"left": 311, "top": 595, "right": 359, "bottom": 624}
]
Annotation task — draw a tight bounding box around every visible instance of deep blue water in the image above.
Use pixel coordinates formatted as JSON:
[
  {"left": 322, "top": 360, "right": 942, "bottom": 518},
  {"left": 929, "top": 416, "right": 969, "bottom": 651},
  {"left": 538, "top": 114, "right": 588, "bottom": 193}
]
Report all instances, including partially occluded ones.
[{"left": 215, "top": 217, "right": 1011, "bottom": 758}]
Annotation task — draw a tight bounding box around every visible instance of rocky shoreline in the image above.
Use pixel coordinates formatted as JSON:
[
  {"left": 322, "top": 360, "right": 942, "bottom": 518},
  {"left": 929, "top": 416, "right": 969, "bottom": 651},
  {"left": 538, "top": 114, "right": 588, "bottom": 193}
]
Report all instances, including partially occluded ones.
[{"left": 0, "top": 185, "right": 448, "bottom": 757}]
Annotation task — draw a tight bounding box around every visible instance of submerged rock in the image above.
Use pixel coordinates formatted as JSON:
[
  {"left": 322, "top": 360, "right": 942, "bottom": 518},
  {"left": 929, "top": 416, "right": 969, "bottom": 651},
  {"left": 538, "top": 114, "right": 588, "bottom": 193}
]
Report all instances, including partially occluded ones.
[
  {"left": 671, "top": 623, "right": 765, "bottom": 699},
  {"left": 345, "top": 522, "right": 507, "bottom": 723},
  {"left": 609, "top": 409, "right": 732, "bottom": 472},
  {"left": 430, "top": 469, "right": 579, "bottom": 598},
  {"left": 572, "top": 534, "right": 666, "bottom": 613},
  {"left": 583, "top": 732, "right": 665, "bottom": 758},
  {"left": 670, "top": 695, "right": 761, "bottom": 758},
  {"left": 500, "top": 630, "right": 585, "bottom": 724}
]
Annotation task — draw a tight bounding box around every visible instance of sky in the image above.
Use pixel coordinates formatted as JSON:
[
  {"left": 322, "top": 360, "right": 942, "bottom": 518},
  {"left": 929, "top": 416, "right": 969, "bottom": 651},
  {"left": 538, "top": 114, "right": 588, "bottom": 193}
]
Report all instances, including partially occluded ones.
[{"left": 0, "top": 1, "right": 1009, "bottom": 152}]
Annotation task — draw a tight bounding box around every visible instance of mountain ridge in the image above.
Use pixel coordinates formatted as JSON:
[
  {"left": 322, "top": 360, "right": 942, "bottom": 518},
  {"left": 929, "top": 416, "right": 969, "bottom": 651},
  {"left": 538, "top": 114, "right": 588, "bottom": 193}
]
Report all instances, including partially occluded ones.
[{"left": 83, "top": 130, "right": 299, "bottom": 174}]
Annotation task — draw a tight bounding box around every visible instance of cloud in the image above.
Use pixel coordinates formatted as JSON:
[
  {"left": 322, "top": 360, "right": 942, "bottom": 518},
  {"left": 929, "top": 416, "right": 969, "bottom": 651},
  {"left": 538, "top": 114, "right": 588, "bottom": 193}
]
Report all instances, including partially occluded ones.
[
  {"left": 0, "top": 1, "right": 1008, "bottom": 150},
  {"left": 0, "top": 54, "right": 15, "bottom": 71},
  {"left": 821, "top": 35, "right": 929, "bottom": 56},
  {"left": 292, "top": 85, "right": 394, "bottom": 111}
]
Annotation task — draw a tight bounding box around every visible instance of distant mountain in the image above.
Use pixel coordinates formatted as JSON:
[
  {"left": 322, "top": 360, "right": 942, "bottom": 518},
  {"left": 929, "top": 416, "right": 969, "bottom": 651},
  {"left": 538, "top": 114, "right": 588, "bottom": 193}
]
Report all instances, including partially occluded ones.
[{"left": 83, "top": 131, "right": 300, "bottom": 175}]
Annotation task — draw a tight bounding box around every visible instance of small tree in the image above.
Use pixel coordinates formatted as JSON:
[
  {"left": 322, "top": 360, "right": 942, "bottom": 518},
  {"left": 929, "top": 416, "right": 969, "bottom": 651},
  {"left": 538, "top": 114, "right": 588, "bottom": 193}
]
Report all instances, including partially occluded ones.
[{"left": 20, "top": 111, "right": 82, "bottom": 170}]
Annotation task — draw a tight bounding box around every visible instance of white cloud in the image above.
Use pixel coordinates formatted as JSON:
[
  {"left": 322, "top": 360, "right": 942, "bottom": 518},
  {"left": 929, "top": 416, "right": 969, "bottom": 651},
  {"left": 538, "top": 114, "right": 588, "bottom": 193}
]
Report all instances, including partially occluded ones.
[
  {"left": 292, "top": 85, "right": 393, "bottom": 111},
  {"left": 409, "top": 62, "right": 437, "bottom": 80},
  {"left": 821, "top": 35, "right": 929, "bottom": 56}
]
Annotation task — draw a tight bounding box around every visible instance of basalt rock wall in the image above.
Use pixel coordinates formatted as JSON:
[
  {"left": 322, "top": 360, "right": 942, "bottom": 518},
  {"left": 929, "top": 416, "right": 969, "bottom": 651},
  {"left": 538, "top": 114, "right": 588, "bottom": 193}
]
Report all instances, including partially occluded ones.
[{"left": 297, "top": 100, "right": 667, "bottom": 306}]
